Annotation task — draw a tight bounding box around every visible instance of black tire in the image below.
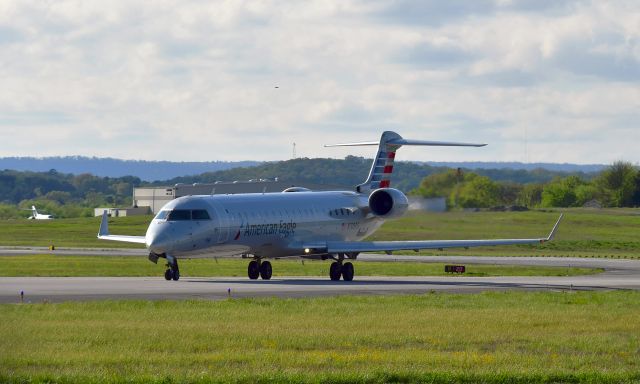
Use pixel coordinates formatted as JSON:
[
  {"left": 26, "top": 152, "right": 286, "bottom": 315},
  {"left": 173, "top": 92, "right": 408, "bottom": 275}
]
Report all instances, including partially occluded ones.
[
  {"left": 329, "top": 262, "right": 342, "bottom": 281},
  {"left": 164, "top": 269, "right": 173, "bottom": 281},
  {"left": 172, "top": 270, "right": 180, "bottom": 281},
  {"left": 248, "top": 260, "right": 260, "bottom": 280},
  {"left": 342, "top": 262, "right": 354, "bottom": 281},
  {"left": 260, "top": 261, "right": 272, "bottom": 280}
]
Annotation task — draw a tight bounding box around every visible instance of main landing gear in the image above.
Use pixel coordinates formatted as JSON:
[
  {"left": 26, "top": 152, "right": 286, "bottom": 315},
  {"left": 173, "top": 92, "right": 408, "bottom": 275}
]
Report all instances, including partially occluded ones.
[
  {"left": 242, "top": 254, "right": 357, "bottom": 281},
  {"left": 248, "top": 259, "right": 272, "bottom": 280},
  {"left": 329, "top": 261, "right": 354, "bottom": 281},
  {"left": 164, "top": 255, "right": 180, "bottom": 281}
]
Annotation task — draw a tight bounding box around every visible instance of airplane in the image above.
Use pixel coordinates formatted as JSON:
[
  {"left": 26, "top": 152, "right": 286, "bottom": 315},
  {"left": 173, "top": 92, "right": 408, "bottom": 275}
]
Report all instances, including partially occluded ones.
[
  {"left": 98, "top": 131, "right": 563, "bottom": 281},
  {"left": 27, "top": 206, "right": 54, "bottom": 220}
]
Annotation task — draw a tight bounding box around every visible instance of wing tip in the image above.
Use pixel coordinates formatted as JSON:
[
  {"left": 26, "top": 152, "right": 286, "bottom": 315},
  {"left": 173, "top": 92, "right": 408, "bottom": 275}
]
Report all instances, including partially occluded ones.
[{"left": 546, "top": 213, "right": 564, "bottom": 241}]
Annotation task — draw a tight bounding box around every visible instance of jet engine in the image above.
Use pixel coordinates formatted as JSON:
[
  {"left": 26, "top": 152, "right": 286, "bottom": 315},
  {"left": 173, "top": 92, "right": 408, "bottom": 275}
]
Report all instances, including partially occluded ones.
[{"left": 368, "top": 188, "right": 409, "bottom": 219}]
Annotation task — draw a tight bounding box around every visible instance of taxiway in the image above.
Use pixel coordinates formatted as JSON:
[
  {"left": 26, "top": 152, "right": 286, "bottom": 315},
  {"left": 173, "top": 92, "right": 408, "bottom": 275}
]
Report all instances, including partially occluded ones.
[{"left": 0, "top": 248, "right": 638, "bottom": 303}]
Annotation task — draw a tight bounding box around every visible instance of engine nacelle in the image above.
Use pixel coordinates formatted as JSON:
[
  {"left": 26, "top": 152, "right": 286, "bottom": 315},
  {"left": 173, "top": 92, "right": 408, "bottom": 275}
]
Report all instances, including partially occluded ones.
[{"left": 368, "top": 188, "right": 409, "bottom": 219}]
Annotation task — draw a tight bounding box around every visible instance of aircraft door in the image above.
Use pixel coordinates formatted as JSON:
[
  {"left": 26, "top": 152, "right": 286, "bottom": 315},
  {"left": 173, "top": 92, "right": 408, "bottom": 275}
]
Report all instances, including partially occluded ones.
[{"left": 212, "top": 205, "right": 230, "bottom": 243}]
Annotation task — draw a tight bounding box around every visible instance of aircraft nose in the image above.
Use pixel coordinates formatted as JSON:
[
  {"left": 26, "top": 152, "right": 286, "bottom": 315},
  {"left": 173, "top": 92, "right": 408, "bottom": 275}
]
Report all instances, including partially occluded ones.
[{"left": 146, "top": 230, "right": 172, "bottom": 254}]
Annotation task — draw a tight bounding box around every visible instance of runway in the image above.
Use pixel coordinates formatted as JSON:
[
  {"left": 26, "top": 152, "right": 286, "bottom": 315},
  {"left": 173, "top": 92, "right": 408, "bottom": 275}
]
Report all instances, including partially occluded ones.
[{"left": 1, "top": 247, "right": 639, "bottom": 303}]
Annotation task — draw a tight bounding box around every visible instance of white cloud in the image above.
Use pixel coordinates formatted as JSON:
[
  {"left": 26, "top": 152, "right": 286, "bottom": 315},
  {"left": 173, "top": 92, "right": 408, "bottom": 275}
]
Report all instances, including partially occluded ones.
[{"left": 0, "top": 0, "right": 638, "bottom": 165}]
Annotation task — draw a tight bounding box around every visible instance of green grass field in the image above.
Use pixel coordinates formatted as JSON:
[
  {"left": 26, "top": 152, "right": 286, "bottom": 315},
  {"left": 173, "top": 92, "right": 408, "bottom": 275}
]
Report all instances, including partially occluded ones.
[
  {"left": 1, "top": 291, "right": 639, "bottom": 383},
  {"left": 372, "top": 209, "right": 640, "bottom": 258},
  {"left": 1, "top": 209, "right": 639, "bottom": 258},
  {"left": 0, "top": 215, "right": 149, "bottom": 248},
  {"left": 0, "top": 254, "right": 599, "bottom": 277}
]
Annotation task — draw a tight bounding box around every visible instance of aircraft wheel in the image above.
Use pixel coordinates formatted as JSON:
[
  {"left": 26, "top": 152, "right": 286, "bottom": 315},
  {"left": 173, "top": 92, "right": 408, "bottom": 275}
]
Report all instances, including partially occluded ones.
[
  {"left": 260, "top": 261, "right": 272, "bottom": 280},
  {"left": 248, "top": 260, "right": 260, "bottom": 280},
  {"left": 329, "top": 262, "right": 342, "bottom": 281},
  {"left": 169, "top": 258, "right": 180, "bottom": 281},
  {"left": 164, "top": 269, "right": 173, "bottom": 281},
  {"left": 342, "top": 262, "right": 354, "bottom": 281}
]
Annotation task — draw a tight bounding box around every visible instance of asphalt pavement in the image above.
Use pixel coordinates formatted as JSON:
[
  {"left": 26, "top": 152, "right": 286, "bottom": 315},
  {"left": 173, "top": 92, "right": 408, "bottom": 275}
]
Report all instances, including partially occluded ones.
[{"left": 1, "top": 247, "right": 638, "bottom": 303}]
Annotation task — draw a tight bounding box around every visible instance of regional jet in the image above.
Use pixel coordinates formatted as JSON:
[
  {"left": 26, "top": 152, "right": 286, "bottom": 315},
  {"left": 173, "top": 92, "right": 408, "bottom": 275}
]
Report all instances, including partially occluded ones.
[
  {"left": 98, "top": 131, "right": 563, "bottom": 281},
  {"left": 28, "top": 206, "right": 54, "bottom": 220}
]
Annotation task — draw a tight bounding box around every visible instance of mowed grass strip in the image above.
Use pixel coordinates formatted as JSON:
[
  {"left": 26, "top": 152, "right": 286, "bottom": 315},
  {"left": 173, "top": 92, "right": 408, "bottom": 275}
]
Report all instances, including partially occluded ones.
[
  {"left": 0, "top": 254, "right": 600, "bottom": 277},
  {"left": 371, "top": 209, "right": 640, "bottom": 258},
  {"left": 1, "top": 292, "right": 639, "bottom": 383},
  {"left": 0, "top": 215, "right": 150, "bottom": 248},
  {"left": 0, "top": 208, "right": 639, "bottom": 257}
]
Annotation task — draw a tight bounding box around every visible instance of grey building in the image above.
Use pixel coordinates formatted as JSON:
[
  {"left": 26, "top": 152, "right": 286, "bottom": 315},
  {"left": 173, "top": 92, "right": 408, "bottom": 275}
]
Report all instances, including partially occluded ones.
[{"left": 94, "top": 207, "right": 151, "bottom": 217}]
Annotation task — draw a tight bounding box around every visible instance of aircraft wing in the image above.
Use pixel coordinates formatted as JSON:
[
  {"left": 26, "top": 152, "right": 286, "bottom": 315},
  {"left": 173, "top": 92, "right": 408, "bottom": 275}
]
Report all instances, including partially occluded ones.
[
  {"left": 320, "top": 214, "right": 563, "bottom": 254},
  {"left": 97, "top": 211, "right": 147, "bottom": 244}
]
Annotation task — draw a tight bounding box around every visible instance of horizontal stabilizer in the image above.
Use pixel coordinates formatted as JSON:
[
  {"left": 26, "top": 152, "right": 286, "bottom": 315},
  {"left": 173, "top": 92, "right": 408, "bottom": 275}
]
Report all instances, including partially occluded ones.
[{"left": 325, "top": 139, "right": 486, "bottom": 147}]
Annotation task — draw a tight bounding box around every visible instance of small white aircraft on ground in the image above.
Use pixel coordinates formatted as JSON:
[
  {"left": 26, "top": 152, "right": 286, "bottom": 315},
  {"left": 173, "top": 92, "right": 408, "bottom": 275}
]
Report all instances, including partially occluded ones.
[
  {"left": 98, "top": 131, "right": 562, "bottom": 281},
  {"left": 27, "top": 206, "right": 54, "bottom": 220}
]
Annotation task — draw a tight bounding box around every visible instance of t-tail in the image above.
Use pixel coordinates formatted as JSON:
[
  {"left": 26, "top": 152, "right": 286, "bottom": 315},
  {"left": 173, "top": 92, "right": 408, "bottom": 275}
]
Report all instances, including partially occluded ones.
[{"left": 325, "top": 131, "right": 487, "bottom": 194}]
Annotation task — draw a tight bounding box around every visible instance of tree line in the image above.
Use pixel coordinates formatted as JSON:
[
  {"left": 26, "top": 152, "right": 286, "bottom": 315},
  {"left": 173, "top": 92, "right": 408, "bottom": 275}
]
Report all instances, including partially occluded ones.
[
  {"left": 411, "top": 161, "right": 640, "bottom": 209},
  {"left": 0, "top": 157, "right": 623, "bottom": 219},
  {"left": 0, "top": 169, "right": 141, "bottom": 219},
  {"left": 155, "top": 156, "right": 584, "bottom": 191}
]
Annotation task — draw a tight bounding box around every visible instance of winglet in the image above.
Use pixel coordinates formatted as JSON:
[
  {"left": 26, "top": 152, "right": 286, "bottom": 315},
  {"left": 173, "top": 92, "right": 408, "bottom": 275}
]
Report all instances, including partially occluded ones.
[
  {"left": 546, "top": 214, "right": 564, "bottom": 242},
  {"left": 98, "top": 211, "right": 109, "bottom": 238}
]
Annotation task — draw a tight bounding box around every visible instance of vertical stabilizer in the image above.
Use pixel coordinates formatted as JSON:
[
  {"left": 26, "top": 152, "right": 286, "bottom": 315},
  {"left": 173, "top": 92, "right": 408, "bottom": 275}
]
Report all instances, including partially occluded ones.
[
  {"left": 325, "top": 131, "right": 487, "bottom": 195},
  {"left": 357, "top": 131, "right": 403, "bottom": 193}
]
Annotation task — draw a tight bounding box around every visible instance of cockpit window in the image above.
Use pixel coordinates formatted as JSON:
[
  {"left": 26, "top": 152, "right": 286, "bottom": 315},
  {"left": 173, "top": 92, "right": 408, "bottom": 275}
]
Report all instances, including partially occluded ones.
[
  {"left": 155, "top": 210, "right": 170, "bottom": 220},
  {"left": 192, "top": 209, "right": 211, "bottom": 220},
  {"left": 157, "top": 209, "right": 212, "bottom": 221},
  {"left": 167, "top": 209, "right": 191, "bottom": 221}
]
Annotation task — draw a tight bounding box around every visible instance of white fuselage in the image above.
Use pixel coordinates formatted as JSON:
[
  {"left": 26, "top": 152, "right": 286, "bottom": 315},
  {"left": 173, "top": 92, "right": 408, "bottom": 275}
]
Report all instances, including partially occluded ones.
[{"left": 145, "top": 191, "right": 385, "bottom": 259}]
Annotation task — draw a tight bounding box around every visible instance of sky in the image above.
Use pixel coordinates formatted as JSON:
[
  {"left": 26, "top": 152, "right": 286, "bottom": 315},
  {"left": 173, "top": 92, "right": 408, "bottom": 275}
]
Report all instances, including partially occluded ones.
[{"left": 0, "top": 1, "right": 638, "bottom": 164}]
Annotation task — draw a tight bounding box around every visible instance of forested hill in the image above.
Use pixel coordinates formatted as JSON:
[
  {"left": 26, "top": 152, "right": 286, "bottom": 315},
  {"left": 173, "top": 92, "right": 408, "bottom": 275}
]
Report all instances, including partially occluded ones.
[
  {"left": 0, "top": 156, "right": 604, "bottom": 182},
  {"left": 0, "top": 156, "right": 260, "bottom": 180},
  {"left": 0, "top": 157, "right": 598, "bottom": 205},
  {"left": 155, "top": 156, "right": 596, "bottom": 192},
  {"left": 426, "top": 161, "right": 606, "bottom": 173},
  {"left": 0, "top": 158, "right": 602, "bottom": 217}
]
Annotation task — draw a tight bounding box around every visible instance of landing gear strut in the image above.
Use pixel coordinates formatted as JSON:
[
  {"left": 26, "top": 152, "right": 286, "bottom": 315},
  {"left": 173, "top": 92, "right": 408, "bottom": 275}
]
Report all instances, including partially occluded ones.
[
  {"left": 248, "top": 259, "right": 272, "bottom": 280},
  {"left": 164, "top": 255, "right": 180, "bottom": 281},
  {"left": 329, "top": 254, "right": 355, "bottom": 281}
]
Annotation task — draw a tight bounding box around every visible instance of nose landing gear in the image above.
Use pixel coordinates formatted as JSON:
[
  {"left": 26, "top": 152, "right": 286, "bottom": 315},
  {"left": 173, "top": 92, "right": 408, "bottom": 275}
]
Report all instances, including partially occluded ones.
[{"left": 164, "top": 255, "right": 180, "bottom": 281}]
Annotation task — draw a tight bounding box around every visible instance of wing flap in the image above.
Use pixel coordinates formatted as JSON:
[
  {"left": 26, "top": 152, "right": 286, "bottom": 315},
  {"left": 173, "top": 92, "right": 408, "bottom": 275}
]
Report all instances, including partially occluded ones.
[
  {"left": 326, "top": 238, "right": 545, "bottom": 254},
  {"left": 324, "top": 214, "right": 563, "bottom": 254}
]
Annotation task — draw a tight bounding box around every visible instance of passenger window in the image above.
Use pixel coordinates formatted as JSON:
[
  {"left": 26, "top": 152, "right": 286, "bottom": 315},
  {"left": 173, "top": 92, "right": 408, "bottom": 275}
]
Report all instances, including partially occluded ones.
[
  {"left": 167, "top": 210, "right": 191, "bottom": 221},
  {"left": 192, "top": 209, "right": 211, "bottom": 220}
]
